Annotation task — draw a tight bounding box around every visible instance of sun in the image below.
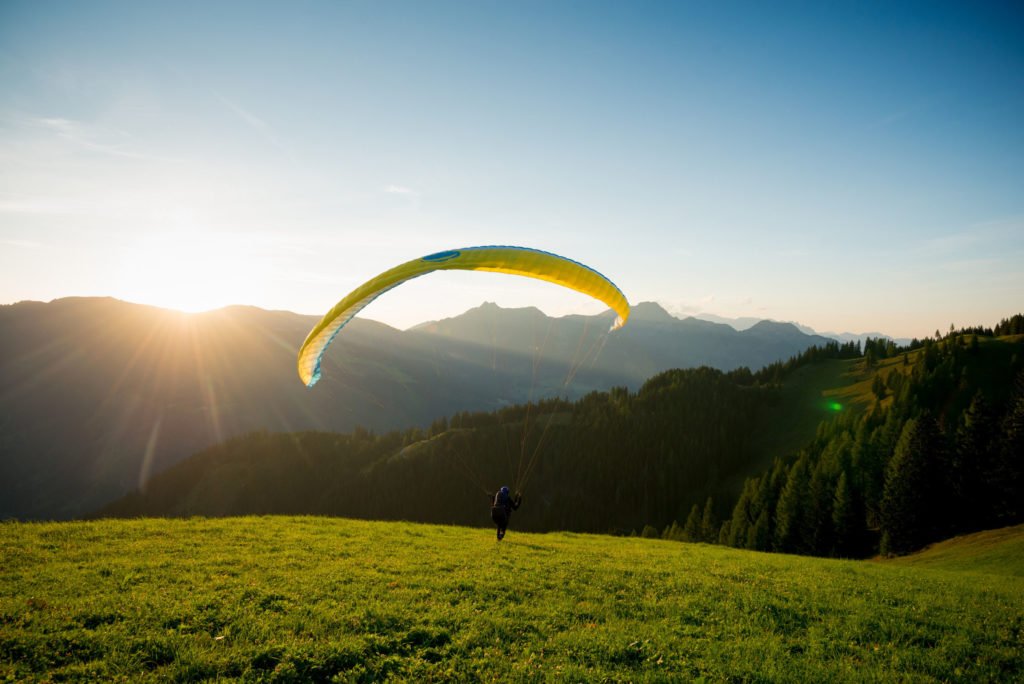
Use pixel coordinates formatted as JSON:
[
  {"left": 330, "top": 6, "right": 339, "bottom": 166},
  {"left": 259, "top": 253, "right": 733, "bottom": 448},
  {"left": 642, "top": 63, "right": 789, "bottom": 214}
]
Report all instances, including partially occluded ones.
[{"left": 114, "top": 230, "right": 261, "bottom": 313}]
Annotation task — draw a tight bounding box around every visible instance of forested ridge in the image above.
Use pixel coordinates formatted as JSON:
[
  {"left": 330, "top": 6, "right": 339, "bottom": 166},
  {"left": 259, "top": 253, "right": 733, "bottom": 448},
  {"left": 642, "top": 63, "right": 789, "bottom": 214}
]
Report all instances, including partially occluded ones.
[
  {"left": 102, "top": 315, "right": 1024, "bottom": 558},
  {"left": 101, "top": 365, "right": 787, "bottom": 532},
  {"left": 718, "top": 316, "right": 1024, "bottom": 557}
]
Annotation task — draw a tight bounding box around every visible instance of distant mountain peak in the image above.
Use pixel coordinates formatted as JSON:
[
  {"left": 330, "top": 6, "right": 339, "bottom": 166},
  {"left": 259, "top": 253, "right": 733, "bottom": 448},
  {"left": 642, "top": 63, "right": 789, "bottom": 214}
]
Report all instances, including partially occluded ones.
[
  {"left": 629, "top": 301, "right": 676, "bottom": 322},
  {"left": 466, "top": 302, "right": 545, "bottom": 318},
  {"left": 747, "top": 319, "right": 801, "bottom": 333}
]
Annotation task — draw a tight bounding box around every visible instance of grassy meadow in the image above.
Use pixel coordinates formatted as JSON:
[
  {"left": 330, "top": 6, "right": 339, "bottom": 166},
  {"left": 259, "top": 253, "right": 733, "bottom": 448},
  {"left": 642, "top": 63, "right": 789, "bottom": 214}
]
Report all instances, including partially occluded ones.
[
  {"left": 885, "top": 524, "right": 1024, "bottom": 578},
  {"left": 2, "top": 517, "right": 1022, "bottom": 682}
]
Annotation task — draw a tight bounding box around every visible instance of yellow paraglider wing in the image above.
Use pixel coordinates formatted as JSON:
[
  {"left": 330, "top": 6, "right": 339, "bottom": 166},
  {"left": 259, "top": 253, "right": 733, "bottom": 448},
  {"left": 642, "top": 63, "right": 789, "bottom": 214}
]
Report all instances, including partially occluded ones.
[{"left": 297, "top": 246, "right": 630, "bottom": 387}]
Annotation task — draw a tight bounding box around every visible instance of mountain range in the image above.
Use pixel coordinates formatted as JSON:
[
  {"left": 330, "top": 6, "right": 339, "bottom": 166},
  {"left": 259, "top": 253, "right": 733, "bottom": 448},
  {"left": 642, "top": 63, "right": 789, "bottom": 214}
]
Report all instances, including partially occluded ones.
[
  {"left": 691, "top": 312, "right": 912, "bottom": 347},
  {"left": 1, "top": 297, "right": 835, "bottom": 519}
]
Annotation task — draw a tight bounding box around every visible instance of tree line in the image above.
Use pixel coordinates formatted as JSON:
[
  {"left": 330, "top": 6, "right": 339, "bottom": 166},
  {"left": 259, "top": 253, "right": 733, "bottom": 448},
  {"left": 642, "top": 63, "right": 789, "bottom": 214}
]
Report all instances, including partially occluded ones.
[
  {"left": 103, "top": 364, "right": 780, "bottom": 532},
  {"left": 103, "top": 338, "right": 869, "bottom": 530}
]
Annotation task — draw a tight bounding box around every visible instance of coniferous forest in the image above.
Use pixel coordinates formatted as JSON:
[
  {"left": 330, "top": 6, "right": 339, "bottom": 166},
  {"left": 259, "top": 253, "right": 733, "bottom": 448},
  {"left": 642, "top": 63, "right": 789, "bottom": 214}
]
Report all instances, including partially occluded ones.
[
  {"left": 102, "top": 315, "right": 1024, "bottom": 559},
  {"left": 721, "top": 317, "right": 1024, "bottom": 557}
]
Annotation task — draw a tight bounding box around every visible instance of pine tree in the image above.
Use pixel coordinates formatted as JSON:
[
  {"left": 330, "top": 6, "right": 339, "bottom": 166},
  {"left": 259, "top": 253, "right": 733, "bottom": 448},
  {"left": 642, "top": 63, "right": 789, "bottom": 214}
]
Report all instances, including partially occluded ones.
[
  {"left": 872, "top": 373, "right": 886, "bottom": 401},
  {"left": 880, "top": 414, "right": 946, "bottom": 555},
  {"left": 748, "top": 509, "right": 772, "bottom": 550},
  {"left": 953, "top": 391, "right": 997, "bottom": 529},
  {"left": 863, "top": 410, "right": 903, "bottom": 528},
  {"left": 774, "top": 455, "right": 810, "bottom": 553},
  {"left": 700, "top": 496, "right": 719, "bottom": 544},
  {"left": 992, "top": 385, "right": 1024, "bottom": 524},
  {"left": 831, "top": 471, "right": 861, "bottom": 557},
  {"left": 726, "top": 479, "right": 757, "bottom": 548},
  {"left": 807, "top": 447, "right": 843, "bottom": 555},
  {"left": 682, "top": 504, "right": 702, "bottom": 542},
  {"left": 428, "top": 416, "right": 448, "bottom": 437}
]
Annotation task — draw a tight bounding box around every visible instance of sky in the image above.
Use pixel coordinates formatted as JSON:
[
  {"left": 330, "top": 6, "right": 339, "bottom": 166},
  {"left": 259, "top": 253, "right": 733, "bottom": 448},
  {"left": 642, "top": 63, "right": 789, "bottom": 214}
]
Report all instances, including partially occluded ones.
[{"left": 1, "top": 1, "right": 1021, "bottom": 338}]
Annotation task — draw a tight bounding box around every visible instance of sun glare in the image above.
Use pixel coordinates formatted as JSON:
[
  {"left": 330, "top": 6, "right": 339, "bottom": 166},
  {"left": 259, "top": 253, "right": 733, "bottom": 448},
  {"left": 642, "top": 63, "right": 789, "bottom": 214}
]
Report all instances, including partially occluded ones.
[{"left": 114, "top": 230, "right": 262, "bottom": 313}]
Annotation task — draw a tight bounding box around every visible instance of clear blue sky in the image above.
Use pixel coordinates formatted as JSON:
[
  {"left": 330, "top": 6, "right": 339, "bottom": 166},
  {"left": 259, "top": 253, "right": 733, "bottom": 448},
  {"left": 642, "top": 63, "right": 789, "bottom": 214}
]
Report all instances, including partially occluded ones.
[{"left": 1, "top": 1, "right": 1021, "bottom": 337}]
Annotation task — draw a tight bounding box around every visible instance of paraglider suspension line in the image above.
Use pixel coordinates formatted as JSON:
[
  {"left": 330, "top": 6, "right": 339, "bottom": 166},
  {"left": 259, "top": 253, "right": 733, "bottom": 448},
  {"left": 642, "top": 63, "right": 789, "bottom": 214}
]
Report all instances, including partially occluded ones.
[{"left": 518, "top": 320, "right": 609, "bottom": 494}]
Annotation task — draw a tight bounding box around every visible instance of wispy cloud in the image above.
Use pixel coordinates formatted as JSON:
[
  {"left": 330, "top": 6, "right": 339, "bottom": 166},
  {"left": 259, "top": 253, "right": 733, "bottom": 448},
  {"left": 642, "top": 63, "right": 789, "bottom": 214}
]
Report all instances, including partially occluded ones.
[
  {"left": 661, "top": 301, "right": 703, "bottom": 319},
  {"left": 965, "top": 215, "right": 1024, "bottom": 246},
  {"left": 0, "top": 196, "right": 114, "bottom": 217},
  {"left": 0, "top": 238, "right": 43, "bottom": 248},
  {"left": 866, "top": 107, "right": 918, "bottom": 131},
  {"left": 938, "top": 257, "right": 1007, "bottom": 273},
  {"left": 32, "top": 116, "right": 179, "bottom": 162},
  {"left": 0, "top": 199, "right": 69, "bottom": 215},
  {"left": 921, "top": 231, "right": 981, "bottom": 253},
  {"left": 381, "top": 184, "right": 422, "bottom": 210},
  {"left": 273, "top": 269, "right": 357, "bottom": 287},
  {"left": 213, "top": 91, "right": 293, "bottom": 159},
  {"left": 918, "top": 216, "right": 1024, "bottom": 256},
  {"left": 864, "top": 93, "right": 945, "bottom": 132},
  {"left": 37, "top": 117, "right": 76, "bottom": 136},
  {"left": 215, "top": 97, "right": 268, "bottom": 131}
]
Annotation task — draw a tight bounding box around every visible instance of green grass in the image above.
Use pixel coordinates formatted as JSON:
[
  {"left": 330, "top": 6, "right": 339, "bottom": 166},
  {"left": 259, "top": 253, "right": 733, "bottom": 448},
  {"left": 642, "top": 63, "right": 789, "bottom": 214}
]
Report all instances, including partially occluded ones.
[
  {"left": 3, "top": 518, "right": 1022, "bottom": 682},
  {"left": 885, "top": 524, "right": 1024, "bottom": 577}
]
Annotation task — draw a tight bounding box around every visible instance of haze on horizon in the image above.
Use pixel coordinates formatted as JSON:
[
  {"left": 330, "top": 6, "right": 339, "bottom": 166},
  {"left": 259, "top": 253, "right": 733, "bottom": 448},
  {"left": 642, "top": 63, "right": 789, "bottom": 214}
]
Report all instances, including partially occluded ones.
[{"left": 1, "top": 1, "right": 1022, "bottom": 340}]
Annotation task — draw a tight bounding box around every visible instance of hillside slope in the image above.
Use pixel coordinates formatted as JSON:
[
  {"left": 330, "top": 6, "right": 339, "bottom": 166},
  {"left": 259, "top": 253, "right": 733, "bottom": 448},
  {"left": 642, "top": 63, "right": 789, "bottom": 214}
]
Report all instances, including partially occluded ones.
[
  {"left": 2, "top": 517, "right": 1021, "bottom": 682},
  {"left": 0, "top": 299, "right": 522, "bottom": 518},
  {"left": 1, "top": 298, "right": 834, "bottom": 519},
  {"left": 885, "top": 524, "right": 1024, "bottom": 577},
  {"left": 98, "top": 356, "right": 867, "bottom": 531}
]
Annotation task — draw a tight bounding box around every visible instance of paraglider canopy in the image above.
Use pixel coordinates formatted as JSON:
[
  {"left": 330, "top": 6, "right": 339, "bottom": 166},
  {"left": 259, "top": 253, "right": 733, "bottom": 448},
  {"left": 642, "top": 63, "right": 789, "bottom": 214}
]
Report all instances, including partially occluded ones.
[{"left": 296, "top": 245, "right": 631, "bottom": 387}]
